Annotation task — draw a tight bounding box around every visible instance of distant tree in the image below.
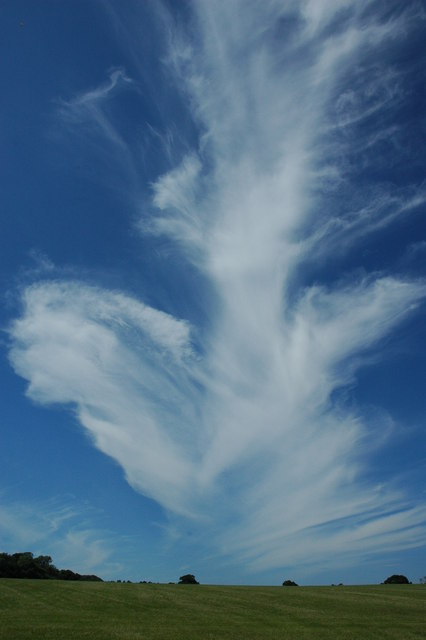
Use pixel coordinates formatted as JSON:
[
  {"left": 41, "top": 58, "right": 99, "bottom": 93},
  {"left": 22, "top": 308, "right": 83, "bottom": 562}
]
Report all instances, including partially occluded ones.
[
  {"left": 178, "top": 574, "right": 199, "bottom": 584},
  {"left": 282, "top": 579, "right": 298, "bottom": 586},
  {"left": 383, "top": 574, "right": 410, "bottom": 584}
]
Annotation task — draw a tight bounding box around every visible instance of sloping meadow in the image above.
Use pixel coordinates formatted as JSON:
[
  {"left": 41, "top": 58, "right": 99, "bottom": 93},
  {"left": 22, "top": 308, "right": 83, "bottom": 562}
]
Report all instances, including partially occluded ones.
[{"left": 0, "top": 580, "right": 424, "bottom": 639}]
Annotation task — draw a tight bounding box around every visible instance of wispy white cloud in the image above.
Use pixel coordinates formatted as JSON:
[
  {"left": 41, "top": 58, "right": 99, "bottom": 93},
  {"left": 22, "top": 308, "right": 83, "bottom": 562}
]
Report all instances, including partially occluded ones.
[
  {"left": 9, "top": 282, "right": 200, "bottom": 515},
  {"left": 8, "top": 0, "right": 426, "bottom": 576},
  {"left": 57, "top": 68, "right": 134, "bottom": 149},
  {"left": 54, "top": 67, "right": 144, "bottom": 203},
  {"left": 148, "top": 153, "right": 205, "bottom": 259},
  {"left": 0, "top": 496, "right": 117, "bottom": 575}
]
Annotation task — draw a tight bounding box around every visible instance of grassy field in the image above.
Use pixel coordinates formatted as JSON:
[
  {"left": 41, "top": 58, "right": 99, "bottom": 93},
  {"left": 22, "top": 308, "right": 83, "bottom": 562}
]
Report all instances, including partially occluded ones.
[{"left": 0, "top": 579, "right": 425, "bottom": 639}]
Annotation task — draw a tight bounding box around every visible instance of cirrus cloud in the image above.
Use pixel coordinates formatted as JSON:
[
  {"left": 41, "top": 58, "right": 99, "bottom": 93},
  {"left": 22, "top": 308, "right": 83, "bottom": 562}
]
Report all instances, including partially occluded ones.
[{"left": 8, "top": 0, "right": 426, "bottom": 576}]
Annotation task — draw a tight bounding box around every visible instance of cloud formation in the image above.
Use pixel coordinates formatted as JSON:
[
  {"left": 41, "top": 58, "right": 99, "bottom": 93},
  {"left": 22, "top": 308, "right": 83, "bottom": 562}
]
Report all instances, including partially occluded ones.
[
  {"left": 0, "top": 497, "right": 116, "bottom": 575},
  {"left": 57, "top": 68, "right": 134, "bottom": 147},
  {"left": 8, "top": 1, "right": 426, "bottom": 575}
]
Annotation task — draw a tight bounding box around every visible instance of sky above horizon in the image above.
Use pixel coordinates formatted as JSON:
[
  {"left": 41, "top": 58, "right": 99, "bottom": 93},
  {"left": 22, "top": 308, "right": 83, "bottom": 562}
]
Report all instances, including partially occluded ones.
[{"left": 1, "top": 0, "right": 426, "bottom": 585}]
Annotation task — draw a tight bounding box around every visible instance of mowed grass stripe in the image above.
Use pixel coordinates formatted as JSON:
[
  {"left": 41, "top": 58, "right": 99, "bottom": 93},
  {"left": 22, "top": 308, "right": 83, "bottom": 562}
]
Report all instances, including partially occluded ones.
[{"left": 0, "top": 580, "right": 425, "bottom": 639}]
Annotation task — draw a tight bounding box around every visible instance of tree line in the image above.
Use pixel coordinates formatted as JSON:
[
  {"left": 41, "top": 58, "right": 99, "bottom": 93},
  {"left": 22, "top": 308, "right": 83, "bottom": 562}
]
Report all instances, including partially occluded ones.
[
  {"left": 0, "top": 554, "right": 417, "bottom": 586},
  {"left": 0, "top": 552, "right": 102, "bottom": 581}
]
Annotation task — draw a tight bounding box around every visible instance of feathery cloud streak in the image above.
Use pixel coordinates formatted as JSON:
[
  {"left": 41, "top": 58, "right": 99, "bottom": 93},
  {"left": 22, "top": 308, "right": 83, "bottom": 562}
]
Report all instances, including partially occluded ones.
[
  {"left": 8, "top": 1, "right": 426, "bottom": 574},
  {"left": 56, "top": 68, "right": 134, "bottom": 148},
  {"left": 0, "top": 497, "right": 116, "bottom": 575}
]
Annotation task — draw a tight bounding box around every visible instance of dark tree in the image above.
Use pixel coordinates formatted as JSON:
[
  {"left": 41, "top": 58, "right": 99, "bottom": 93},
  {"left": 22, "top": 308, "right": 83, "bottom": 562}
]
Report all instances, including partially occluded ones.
[
  {"left": 0, "top": 552, "right": 102, "bottom": 581},
  {"left": 282, "top": 579, "right": 298, "bottom": 586},
  {"left": 383, "top": 574, "right": 410, "bottom": 584},
  {"left": 178, "top": 574, "right": 199, "bottom": 584}
]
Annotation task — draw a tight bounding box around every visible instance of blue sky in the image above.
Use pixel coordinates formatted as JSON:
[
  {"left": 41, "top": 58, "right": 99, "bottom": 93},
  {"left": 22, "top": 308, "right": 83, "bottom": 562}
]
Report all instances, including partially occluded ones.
[{"left": 1, "top": 0, "right": 426, "bottom": 586}]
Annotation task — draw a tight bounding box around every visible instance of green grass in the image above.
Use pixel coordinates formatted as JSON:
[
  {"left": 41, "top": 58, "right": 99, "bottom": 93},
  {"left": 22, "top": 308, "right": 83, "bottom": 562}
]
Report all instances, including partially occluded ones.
[{"left": 0, "top": 580, "right": 425, "bottom": 639}]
